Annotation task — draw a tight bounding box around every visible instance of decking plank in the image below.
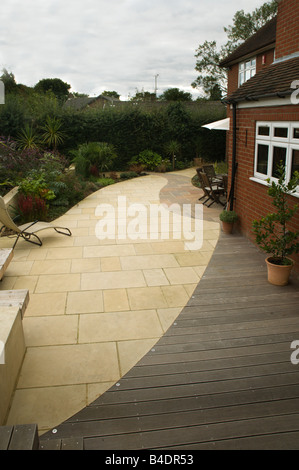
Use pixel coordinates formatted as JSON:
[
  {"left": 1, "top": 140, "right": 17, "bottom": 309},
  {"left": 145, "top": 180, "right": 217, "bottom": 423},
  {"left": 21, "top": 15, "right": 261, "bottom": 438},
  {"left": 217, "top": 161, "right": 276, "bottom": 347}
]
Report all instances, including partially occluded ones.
[
  {"left": 0, "top": 426, "right": 13, "bottom": 450},
  {"left": 95, "top": 362, "right": 295, "bottom": 392},
  {"left": 83, "top": 414, "right": 299, "bottom": 450},
  {"left": 127, "top": 352, "right": 292, "bottom": 378},
  {"left": 48, "top": 399, "right": 299, "bottom": 442},
  {"left": 8, "top": 424, "right": 39, "bottom": 450},
  {"left": 68, "top": 385, "right": 299, "bottom": 424}
]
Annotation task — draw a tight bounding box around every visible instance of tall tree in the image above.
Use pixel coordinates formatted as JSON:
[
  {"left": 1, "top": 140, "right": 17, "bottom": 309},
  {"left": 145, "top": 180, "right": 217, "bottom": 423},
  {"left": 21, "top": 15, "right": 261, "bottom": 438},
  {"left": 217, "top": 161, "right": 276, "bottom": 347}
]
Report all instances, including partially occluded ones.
[
  {"left": 159, "top": 88, "right": 192, "bottom": 102},
  {"left": 34, "top": 78, "right": 71, "bottom": 102},
  {"left": 192, "top": 0, "right": 278, "bottom": 98},
  {"left": 130, "top": 88, "right": 156, "bottom": 102}
]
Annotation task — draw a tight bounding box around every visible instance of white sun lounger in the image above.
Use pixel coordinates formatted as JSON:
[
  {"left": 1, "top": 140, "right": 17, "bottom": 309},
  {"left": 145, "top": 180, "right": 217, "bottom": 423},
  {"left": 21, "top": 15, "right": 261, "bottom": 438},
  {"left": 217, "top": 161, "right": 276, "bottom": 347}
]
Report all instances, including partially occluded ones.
[{"left": 0, "top": 196, "right": 72, "bottom": 249}]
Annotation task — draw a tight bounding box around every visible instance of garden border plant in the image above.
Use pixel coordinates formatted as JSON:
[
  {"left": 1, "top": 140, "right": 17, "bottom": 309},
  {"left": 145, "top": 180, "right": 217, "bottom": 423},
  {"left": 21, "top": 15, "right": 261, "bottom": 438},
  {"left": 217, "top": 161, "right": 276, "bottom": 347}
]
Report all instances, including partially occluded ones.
[{"left": 252, "top": 164, "right": 299, "bottom": 286}]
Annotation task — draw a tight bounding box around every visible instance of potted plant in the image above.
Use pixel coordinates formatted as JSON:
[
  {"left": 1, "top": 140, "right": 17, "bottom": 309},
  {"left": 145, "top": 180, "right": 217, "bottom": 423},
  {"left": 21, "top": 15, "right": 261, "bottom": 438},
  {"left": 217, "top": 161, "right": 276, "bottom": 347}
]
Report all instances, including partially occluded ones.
[
  {"left": 219, "top": 209, "right": 239, "bottom": 234},
  {"left": 252, "top": 165, "right": 299, "bottom": 286}
]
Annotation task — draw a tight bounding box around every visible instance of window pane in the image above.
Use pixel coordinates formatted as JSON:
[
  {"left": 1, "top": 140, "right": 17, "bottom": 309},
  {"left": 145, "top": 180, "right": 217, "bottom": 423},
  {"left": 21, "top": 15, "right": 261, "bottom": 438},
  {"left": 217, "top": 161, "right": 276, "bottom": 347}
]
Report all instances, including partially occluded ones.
[
  {"left": 293, "top": 128, "right": 299, "bottom": 139},
  {"left": 258, "top": 126, "right": 270, "bottom": 136},
  {"left": 245, "top": 69, "right": 251, "bottom": 81},
  {"left": 257, "top": 144, "right": 269, "bottom": 175},
  {"left": 251, "top": 58, "right": 256, "bottom": 67},
  {"left": 272, "top": 146, "right": 287, "bottom": 178},
  {"left": 274, "top": 127, "right": 288, "bottom": 138},
  {"left": 291, "top": 149, "right": 299, "bottom": 176}
]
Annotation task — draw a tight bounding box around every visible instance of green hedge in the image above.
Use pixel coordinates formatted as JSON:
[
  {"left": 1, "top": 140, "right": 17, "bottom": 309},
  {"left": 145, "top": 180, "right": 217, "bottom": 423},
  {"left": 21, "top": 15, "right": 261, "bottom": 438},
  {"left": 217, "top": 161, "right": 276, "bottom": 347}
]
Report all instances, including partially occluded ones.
[{"left": 0, "top": 96, "right": 227, "bottom": 169}]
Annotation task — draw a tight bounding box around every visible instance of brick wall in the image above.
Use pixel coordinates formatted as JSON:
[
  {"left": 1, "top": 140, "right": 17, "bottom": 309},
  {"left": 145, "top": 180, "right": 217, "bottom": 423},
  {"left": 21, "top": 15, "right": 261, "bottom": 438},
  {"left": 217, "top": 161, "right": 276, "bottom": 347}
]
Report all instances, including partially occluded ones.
[
  {"left": 226, "top": 103, "right": 299, "bottom": 270},
  {"left": 275, "top": 0, "right": 299, "bottom": 59}
]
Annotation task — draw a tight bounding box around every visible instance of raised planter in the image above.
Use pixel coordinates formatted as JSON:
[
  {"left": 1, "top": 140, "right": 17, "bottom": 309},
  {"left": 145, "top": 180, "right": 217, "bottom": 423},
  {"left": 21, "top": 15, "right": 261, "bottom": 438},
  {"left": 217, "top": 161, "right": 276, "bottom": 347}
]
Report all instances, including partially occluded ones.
[
  {"left": 0, "top": 306, "right": 26, "bottom": 425},
  {"left": 219, "top": 210, "right": 239, "bottom": 234}
]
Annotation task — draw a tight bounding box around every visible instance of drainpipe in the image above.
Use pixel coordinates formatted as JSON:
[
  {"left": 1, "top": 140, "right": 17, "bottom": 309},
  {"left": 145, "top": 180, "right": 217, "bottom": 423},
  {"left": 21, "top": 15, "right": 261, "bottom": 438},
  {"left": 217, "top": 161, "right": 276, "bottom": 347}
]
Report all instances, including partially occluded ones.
[{"left": 229, "top": 101, "right": 237, "bottom": 211}]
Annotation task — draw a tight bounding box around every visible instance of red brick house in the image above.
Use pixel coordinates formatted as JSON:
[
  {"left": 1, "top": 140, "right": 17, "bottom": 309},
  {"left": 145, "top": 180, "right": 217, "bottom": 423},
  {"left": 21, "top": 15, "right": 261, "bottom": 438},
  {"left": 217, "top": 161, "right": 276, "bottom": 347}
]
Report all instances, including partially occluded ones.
[{"left": 220, "top": 0, "right": 299, "bottom": 269}]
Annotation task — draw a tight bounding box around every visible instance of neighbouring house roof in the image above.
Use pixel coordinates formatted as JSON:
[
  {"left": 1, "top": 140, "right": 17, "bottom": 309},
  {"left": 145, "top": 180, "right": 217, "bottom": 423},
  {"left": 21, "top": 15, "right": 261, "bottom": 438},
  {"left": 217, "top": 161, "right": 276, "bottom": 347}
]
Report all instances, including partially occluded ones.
[
  {"left": 64, "top": 95, "right": 115, "bottom": 110},
  {"left": 219, "top": 17, "right": 277, "bottom": 67},
  {"left": 223, "top": 56, "right": 299, "bottom": 104}
]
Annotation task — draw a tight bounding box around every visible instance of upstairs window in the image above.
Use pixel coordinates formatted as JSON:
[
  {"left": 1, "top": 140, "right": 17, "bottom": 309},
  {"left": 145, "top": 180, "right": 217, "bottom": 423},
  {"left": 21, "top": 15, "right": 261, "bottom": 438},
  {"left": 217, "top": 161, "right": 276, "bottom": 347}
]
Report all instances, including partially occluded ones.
[{"left": 239, "top": 58, "right": 256, "bottom": 86}]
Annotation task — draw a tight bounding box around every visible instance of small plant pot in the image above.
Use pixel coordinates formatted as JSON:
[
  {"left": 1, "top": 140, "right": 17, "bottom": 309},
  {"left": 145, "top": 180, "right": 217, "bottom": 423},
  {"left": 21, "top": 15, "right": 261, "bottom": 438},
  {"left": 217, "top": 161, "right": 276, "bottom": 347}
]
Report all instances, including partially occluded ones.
[
  {"left": 265, "top": 257, "right": 294, "bottom": 286},
  {"left": 221, "top": 221, "right": 234, "bottom": 234}
]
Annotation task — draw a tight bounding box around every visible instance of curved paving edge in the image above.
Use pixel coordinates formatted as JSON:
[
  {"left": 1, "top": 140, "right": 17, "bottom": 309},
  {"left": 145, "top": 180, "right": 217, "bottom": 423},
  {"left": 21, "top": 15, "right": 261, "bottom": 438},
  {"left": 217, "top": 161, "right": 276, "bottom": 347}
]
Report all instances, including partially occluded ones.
[{"left": 39, "top": 232, "right": 299, "bottom": 450}]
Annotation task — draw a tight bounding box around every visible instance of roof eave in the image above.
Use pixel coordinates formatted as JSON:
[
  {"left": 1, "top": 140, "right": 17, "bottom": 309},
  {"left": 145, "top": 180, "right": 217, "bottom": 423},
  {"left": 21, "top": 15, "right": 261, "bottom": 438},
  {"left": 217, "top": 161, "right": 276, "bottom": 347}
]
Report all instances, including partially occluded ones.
[
  {"left": 223, "top": 89, "right": 293, "bottom": 105},
  {"left": 219, "top": 42, "right": 276, "bottom": 68}
]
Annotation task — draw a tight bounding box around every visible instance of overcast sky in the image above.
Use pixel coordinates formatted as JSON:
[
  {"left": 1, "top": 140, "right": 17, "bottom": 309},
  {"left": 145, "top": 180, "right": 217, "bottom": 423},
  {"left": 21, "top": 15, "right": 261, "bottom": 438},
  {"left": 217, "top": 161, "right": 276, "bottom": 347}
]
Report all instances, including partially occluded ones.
[{"left": 1, "top": 0, "right": 265, "bottom": 100}]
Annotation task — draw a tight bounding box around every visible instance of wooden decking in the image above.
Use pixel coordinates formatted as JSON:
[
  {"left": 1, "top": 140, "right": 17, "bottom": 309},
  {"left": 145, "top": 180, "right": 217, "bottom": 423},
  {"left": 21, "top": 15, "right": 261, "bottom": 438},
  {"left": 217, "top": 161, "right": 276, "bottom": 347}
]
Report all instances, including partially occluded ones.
[{"left": 40, "top": 234, "right": 299, "bottom": 450}]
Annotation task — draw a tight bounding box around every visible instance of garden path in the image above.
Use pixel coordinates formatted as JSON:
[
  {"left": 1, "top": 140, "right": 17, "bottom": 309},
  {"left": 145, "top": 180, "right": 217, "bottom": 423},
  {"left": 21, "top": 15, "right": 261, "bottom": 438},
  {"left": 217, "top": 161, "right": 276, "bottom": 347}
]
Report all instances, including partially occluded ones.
[{"left": 0, "top": 169, "right": 221, "bottom": 434}]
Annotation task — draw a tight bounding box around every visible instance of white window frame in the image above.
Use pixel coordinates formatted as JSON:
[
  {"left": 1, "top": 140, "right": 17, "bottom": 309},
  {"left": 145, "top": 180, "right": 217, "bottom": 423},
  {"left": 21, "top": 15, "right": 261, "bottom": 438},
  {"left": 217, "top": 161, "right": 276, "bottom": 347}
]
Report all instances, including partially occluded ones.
[
  {"left": 239, "top": 57, "right": 256, "bottom": 86},
  {"left": 252, "top": 121, "right": 299, "bottom": 197},
  {"left": 291, "top": 123, "right": 299, "bottom": 142}
]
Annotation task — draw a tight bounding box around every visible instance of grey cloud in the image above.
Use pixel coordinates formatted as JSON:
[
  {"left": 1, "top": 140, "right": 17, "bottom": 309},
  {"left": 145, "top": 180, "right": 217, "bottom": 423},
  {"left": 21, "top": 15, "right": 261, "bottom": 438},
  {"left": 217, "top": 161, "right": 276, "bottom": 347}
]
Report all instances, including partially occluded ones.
[{"left": 1, "top": 0, "right": 264, "bottom": 99}]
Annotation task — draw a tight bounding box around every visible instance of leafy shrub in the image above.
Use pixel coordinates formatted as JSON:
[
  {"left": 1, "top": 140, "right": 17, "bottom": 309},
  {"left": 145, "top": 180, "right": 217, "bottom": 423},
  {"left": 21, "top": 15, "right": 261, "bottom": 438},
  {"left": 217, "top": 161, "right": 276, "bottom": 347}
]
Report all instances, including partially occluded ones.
[
  {"left": 97, "top": 177, "right": 116, "bottom": 187},
  {"left": 156, "top": 159, "right": 171, "bottom": 173},
  {"left": 214, "top": 161, "right": 228, "bottom": 174},
  {"left": 0, "top": 137, "right": 67, "bottom": 184},
  {"left": 17, "top": 171, "right": 56, "bottom": 201},
  {"left": 219, "top": 210, "right": 238, "bottom": 223},
  {"left": 70, "top": 142, "right": 117, "bottom": 177},
  {"left": 191, "top": 174, "right": 201, "bottom": 188},
  {"left": 130, "top": 150, "right": 163, "bottom": 171}
]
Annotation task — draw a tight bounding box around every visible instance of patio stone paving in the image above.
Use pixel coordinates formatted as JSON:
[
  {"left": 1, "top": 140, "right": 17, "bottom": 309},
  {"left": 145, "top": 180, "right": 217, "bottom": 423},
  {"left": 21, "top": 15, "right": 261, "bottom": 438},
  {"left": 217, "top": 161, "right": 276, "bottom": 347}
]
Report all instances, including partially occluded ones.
[{"left": 0, "top": 169, "right": 222, "bottom": 434}]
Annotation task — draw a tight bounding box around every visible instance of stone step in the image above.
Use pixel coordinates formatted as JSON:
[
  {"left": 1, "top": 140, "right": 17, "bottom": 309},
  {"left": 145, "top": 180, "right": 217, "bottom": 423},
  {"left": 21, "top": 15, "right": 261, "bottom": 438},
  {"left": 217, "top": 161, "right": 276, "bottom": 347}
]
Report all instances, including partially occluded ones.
[{"left": 0, "top": 290, "right": 29, "bottom": 318}]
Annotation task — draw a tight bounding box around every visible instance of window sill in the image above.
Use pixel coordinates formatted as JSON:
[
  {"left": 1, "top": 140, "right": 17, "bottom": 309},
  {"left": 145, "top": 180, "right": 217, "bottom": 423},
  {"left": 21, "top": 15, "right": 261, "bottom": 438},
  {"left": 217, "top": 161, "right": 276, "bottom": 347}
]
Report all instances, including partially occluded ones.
[{"left": 249, "top": 176, "right": 299, "bottom": 199}]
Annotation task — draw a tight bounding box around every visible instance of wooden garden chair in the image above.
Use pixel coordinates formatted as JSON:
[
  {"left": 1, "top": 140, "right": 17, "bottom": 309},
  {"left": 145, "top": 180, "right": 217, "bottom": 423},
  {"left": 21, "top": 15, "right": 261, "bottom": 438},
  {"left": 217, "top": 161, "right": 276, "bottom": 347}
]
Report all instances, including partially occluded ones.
[
  {"left": 202, "top": 164, "right": 223, "bottom": 185},
  {"left": 196, "top": 170, "right": 213, "bottom": 205},
  {"left": 199, "top": 172, "right": 226, "bottom": 207}
]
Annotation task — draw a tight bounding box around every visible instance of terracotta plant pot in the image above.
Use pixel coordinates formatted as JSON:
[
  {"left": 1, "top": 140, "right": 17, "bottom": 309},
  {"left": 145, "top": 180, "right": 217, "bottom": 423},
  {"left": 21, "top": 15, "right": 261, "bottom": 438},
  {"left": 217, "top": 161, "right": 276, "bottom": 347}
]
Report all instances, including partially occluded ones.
[
  {"left": 265, "top": 257, "right": 294, "bottom": 286},
  {"left": 221, "top": 221, "right": 234, "bottom": 234}
]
